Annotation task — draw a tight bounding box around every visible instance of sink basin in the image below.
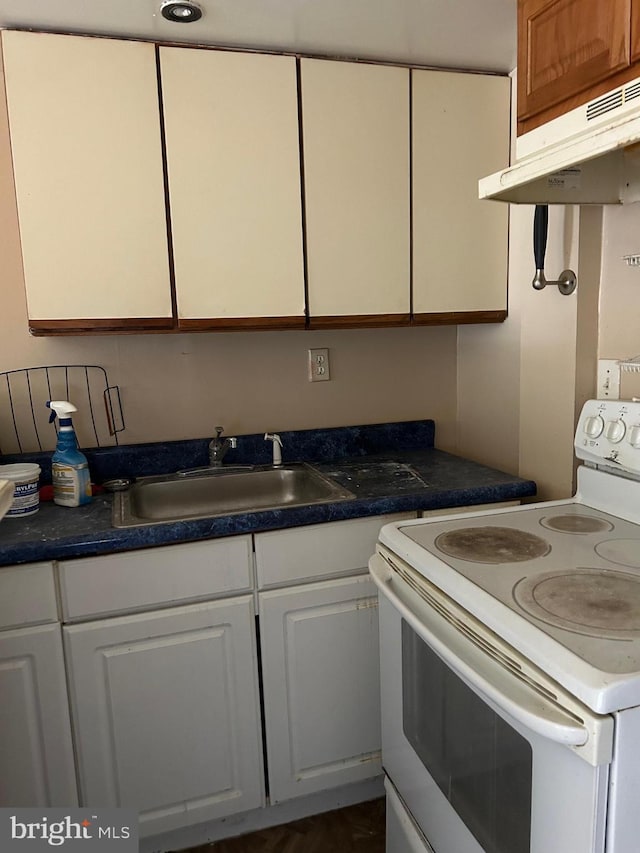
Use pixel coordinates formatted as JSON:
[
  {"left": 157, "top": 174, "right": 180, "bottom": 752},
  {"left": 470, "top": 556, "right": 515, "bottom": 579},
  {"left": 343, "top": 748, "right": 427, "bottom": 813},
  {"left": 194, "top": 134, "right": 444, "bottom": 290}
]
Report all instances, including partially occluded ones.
[{"left": 112, "top": 464, "right": 354, "bottom": 527}]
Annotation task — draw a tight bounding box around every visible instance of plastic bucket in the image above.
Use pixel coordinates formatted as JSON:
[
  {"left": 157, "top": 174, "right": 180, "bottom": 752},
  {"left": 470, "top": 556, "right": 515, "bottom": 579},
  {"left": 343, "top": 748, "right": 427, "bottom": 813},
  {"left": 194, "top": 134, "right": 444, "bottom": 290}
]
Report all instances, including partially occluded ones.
[{"left": 0, "top": 463, "right": 41, "bottom": 518}]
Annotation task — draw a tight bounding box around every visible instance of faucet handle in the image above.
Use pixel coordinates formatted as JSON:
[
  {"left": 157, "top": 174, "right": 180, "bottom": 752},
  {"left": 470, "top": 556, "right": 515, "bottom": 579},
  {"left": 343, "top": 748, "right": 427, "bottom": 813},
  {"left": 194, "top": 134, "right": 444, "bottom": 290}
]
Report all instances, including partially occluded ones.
[{"left": 214, "top": 426, "right": 224, "bottom": 439}]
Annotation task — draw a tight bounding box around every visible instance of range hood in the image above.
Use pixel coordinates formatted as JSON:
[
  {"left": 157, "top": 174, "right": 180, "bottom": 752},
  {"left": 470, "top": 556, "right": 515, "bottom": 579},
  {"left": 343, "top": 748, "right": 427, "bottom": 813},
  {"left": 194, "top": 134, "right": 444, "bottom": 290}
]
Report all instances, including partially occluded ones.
[{"left": 480, "top": 76, "right": 640, "bottom": 205}]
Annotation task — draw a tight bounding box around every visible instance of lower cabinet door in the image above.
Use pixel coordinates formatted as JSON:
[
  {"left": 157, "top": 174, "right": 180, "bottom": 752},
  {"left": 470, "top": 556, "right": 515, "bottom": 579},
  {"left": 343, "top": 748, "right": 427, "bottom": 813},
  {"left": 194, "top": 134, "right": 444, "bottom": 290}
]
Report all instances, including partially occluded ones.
[
  {"left": 259, "top": 574, "right": 382, "bottom": 802},
  {"left": 0, "top": 624, "right": 78, "bottom": 807},
  {"left": 63, "top": 597, "right": 264, "bottom": 836}
]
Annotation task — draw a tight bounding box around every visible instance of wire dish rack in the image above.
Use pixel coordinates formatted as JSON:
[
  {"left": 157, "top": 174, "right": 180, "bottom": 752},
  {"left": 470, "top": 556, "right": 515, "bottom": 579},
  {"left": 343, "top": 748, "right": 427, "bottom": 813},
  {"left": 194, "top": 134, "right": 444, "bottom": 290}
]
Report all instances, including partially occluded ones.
[{"left": 0, "top": 365, "right": 125, "bottom": 455}]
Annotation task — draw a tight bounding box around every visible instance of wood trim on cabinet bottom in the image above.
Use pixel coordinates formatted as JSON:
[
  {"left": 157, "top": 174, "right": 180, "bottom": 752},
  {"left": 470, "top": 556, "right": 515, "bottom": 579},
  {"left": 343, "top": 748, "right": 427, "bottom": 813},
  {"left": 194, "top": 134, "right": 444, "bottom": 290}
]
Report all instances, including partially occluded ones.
[
  {"left": 28, "top": 318, "right": 177, "bottom": 336},
  {"left": 412, "top": 310, "right": 507, "bottom": 326},
  {"left": 308, "top": 314, "right": 410, "bottom": 330},
  {"left": 178, "top": 316, "right": 306, "bottom": 332},
  {"left": 27, "top": 311, "right": 506, "bottom": 336}
]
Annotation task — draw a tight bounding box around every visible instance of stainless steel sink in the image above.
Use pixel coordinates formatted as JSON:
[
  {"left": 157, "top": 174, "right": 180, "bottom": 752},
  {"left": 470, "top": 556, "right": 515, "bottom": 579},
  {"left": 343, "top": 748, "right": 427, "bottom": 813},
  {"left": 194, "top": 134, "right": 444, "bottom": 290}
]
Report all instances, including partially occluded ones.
[{"left": 112, "top": 464, "right": 354, "bottom": 527}]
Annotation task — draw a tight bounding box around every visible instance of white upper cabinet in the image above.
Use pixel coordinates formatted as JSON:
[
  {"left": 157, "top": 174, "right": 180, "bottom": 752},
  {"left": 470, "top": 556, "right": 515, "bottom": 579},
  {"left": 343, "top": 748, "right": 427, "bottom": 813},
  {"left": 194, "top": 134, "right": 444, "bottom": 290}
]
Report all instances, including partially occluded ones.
[
  {"left": 300, "top": 59, "right": 411, "bottom": 325},
  {"left": 2, "top": 31, "right": 509, "bottom": 333},
  {"left": 2, "top": 31, "right": 173, "bottom": 329},
  {"left": 412, "top": 70, "right": 510, "bottom": 319},
  {"left": 160, "top": 47, "right": 305, "bottom": 328}
]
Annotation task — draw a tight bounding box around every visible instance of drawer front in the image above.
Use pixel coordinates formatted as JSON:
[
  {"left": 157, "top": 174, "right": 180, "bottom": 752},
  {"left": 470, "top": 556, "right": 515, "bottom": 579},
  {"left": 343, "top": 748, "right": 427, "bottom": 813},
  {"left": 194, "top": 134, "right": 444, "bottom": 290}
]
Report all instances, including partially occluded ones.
[
  {"left": 0, "top": 563, "right": 57, "bottom": 629},
  {"left": 255, "top": 513, "right": 415, "bottom": 588},
  {"left": 59, "top": 536, "right": 253, "bottom": 621}
]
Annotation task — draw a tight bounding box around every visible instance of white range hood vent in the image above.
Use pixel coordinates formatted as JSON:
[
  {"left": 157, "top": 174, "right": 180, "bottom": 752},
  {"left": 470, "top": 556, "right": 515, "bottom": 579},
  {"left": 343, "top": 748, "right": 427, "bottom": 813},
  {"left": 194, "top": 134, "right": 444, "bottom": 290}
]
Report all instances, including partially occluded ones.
[{"left": 480, "top": 76, "right": 640, "bottom": 205}]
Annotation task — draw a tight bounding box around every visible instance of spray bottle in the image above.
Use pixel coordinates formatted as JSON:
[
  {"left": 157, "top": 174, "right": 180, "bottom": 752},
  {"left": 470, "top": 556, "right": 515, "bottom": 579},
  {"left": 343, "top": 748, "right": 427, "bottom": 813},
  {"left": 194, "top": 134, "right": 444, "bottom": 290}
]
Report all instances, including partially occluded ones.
[{"left": 46, "top": 401, "right": 92, "bottom": 507}]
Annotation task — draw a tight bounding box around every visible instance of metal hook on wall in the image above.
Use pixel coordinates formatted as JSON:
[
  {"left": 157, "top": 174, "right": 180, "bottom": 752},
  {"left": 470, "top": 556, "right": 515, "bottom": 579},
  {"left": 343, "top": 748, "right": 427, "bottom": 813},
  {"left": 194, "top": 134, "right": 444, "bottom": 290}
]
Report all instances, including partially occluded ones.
[{"left": 531, "top": 205, "right": 577, "bottom": 295}]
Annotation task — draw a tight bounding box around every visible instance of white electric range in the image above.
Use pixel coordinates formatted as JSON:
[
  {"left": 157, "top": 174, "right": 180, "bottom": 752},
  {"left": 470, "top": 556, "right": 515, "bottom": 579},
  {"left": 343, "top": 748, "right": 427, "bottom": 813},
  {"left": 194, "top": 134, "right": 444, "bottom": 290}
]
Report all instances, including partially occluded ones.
[{"left": 370, "top": 399, "right": 640, "bottom": 853}]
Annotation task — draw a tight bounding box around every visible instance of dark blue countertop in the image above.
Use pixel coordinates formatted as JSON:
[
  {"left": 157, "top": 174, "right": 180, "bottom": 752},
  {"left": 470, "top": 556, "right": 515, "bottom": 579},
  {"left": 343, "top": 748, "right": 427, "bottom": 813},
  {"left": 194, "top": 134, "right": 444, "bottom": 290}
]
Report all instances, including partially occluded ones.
[{"left": 0, "top": 421, "right": 536, "bottom": 567}]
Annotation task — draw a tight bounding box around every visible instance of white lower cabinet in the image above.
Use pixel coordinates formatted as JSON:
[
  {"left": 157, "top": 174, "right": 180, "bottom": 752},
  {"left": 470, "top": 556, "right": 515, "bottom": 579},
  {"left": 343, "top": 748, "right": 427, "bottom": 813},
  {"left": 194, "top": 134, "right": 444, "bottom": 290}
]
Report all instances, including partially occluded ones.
[
  {"left": 63, "top": 597, "right": 264, "bottom": 837},
  {"left": 0, "top": 623, "right": 78, "bottom": 807},
  {"left": 259, "top": 573, "right": 382, "bottom": 803},
  {"left": 0, "top": 562, "right": 77, "bottom": 808},
  {"left": 11, "top": 514, "right": 410, "bottom": 841}
]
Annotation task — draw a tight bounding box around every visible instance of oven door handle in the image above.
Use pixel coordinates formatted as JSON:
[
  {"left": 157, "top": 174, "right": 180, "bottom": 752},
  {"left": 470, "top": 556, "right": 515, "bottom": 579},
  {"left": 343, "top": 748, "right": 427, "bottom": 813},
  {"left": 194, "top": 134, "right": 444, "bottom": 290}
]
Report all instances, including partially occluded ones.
[{"left": 371, "top": 555, "right": 597, "bottom": 752}]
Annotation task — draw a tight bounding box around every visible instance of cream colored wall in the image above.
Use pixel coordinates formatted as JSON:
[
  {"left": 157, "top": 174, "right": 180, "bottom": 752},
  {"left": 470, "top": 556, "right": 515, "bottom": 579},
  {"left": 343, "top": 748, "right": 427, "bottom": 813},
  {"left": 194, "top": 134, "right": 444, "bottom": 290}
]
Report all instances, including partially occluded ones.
[
  {"left": 517, "top": 204, "right": 580, "bottom": 499},
  {"left": 517, "top": 206, "right": 602, "bottom": 499},
  {"left": 458, "top": 205, "right": 600, "bottom": 500},
  {"left": 457, "top": 71, "right": 601, "bottom": 501},
  {"left": 0, "top": 64, "right": 458, "bottom": 452},
  {"left": 598, "top": 204, "right": 640, "bottom": 400},
  {"left": 456, "top": 197, "right": 522, "bottom": 477}
]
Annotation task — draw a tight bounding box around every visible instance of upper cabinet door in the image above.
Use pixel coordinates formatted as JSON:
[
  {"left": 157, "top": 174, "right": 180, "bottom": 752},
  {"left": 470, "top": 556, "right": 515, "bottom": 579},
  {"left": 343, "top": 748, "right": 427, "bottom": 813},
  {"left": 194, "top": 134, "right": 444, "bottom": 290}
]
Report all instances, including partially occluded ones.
[
  {"left": 300, "top": 59, "right": 410, "bottom": 326},
  {"left": 160, "top": 48, "right": 305, "bottom": 330},
  {"left": 412, "top": 71, "right": 510, "bottom": 319},
  {"left": 631, "top": 0, "right": 640, "bottom": 62},
  {"left": 517, "top": 0, "right": 631, "bottom": 127},
  {"left": 2, "top": 31, "right": 173, "bottom": 331}
]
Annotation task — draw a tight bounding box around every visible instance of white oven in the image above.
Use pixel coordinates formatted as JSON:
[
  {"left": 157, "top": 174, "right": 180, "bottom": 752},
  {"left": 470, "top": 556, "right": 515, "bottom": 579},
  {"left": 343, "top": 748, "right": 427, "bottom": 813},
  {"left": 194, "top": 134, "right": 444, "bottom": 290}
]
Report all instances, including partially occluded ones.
[{"left": 371, "top": 399, "right": 640, "bottom": 853}]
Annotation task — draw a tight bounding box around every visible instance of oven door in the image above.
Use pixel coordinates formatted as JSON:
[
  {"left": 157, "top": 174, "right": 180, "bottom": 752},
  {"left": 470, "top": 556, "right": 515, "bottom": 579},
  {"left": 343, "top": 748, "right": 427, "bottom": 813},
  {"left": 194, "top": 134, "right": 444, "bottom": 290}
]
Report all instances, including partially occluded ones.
[{"left": 370, "top": 552, "right": 613, "bottom": 853}]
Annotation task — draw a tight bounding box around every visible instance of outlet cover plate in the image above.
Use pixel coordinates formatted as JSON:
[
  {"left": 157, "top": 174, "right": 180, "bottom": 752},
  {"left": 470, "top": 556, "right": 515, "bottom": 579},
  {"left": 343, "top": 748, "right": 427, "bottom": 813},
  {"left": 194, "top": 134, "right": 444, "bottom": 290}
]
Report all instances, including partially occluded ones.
[
  {"left": 597, "top": 359, "right": 620, "bottom": 399},
  {"left": 308, "top": 348, "right": 331, "bottom": 382}
]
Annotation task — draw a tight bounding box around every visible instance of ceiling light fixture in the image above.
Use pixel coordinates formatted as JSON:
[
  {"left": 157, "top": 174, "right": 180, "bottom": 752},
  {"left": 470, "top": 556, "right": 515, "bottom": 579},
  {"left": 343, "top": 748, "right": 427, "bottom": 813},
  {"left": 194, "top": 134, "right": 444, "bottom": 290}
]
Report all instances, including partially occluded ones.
[{"left": 160, "top": 0, "right": 203, "bottom": 23}]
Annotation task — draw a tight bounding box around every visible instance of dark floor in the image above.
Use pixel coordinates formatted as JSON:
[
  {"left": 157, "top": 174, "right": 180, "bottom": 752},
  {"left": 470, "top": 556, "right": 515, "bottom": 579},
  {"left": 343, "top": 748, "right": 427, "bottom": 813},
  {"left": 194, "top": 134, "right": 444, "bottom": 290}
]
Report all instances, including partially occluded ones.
[{"left": 176, "top": 798, "right": 386, "bottom": 853}]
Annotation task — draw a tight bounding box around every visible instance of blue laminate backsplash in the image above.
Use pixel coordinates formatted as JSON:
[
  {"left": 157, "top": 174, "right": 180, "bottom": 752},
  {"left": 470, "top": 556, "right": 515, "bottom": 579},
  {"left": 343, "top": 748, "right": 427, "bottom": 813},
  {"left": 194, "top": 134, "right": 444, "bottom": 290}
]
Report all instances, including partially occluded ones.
[
  {"left": 0, "top": 419, "right": 537, "bottom": 567},
  {"left": 1, "top": 420, "right": 436, "bottom": 484}
]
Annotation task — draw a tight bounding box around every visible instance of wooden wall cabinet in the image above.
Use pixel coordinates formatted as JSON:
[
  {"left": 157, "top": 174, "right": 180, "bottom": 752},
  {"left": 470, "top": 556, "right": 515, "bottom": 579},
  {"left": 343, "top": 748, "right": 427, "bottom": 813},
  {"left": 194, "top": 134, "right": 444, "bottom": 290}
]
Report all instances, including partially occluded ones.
[{"left": 517, "top": 0, "right": 637, "bottom": 136}]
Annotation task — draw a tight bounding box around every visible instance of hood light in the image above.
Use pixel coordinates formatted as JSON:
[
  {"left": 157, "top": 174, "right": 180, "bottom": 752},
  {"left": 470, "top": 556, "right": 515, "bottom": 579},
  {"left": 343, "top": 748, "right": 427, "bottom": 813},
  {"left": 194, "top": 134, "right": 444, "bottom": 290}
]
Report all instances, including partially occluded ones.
[{"left": 160, "top": 1, "right": 203, "bottom": 23}]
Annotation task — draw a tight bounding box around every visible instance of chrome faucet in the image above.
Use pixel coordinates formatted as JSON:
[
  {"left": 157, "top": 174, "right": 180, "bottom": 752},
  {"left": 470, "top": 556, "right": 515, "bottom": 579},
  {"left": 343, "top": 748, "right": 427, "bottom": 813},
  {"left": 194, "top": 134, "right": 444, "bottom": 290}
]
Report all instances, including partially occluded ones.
[{"left": 209, "top": 426, "right": 237, "bottom": 467}]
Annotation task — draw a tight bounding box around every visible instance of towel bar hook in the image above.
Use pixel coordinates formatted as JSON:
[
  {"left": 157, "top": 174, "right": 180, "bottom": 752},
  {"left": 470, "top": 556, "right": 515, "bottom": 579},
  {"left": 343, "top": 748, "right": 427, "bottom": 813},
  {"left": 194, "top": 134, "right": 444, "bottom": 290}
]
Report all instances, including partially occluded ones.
[{"left": 532, "top": 205, "right": 577, "bottom": 295}]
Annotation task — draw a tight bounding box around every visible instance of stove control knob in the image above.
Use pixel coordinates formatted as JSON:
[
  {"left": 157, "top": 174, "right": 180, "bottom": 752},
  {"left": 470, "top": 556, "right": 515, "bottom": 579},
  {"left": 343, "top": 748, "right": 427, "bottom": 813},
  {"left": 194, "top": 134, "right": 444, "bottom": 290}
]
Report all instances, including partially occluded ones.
[
  {"left": 628, "top": 425, "right": 640, "bottom": 448},
  {"left": 605, "top": 419, "right": 626, "bottom": 443},
  {"left": 583, "top": 415, "right": 604, "bottom": 438}
]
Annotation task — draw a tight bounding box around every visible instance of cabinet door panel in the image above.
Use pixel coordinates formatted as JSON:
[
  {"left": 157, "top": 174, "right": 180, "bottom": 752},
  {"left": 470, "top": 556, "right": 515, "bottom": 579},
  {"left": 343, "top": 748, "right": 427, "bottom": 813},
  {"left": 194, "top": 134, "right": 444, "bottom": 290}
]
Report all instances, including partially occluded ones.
[
  {"left": 301, "top": 59, "right": 410, "bottom": 320},
  {"left": 64, "top": 598, "right": 263, "bottom": 836},
  {"left": 413, "top": 71, "right": 509, "bottom": 315},
  {"left": 2, "top": 31, "right": 172, "bottom": 322},
  {"left": 632, "top": 0, "right": 640, "bottom": 62},
  {"left": 517, "top": 0, "right": 631, "bottom": 122},
  {"left": 260, "top": 575, "right": 381, "bottom": 802},
  {"left": 0, "top": 625, "right": 77, "bottom": 807},
  {"left": 160, "top": 48, "right": 304, "bottom": 324}
]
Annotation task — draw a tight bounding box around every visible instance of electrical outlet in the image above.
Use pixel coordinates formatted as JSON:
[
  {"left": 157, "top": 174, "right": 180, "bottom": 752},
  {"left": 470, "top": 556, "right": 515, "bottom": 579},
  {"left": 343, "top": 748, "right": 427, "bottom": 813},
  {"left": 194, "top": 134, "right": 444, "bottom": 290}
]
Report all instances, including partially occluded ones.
[
  {"left": 308, "top": 348, "right": 331, "bottom": 382},
  {"left": 597, "top": 359, "right": 620, "bottom": 399}
]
